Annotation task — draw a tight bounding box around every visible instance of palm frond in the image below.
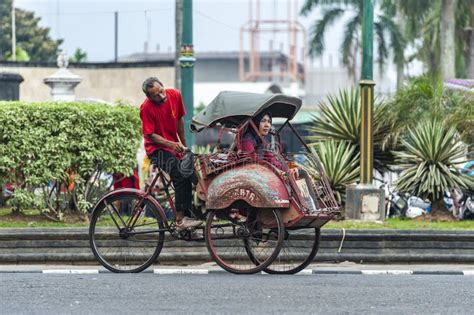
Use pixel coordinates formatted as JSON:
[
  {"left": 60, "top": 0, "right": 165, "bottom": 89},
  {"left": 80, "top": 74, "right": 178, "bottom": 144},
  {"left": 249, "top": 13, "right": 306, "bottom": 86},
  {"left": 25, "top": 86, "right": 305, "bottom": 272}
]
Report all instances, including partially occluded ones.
[
  {"left": 308, "top": 7, "right": 345, "bottom": 56},
  {"left": 307, "top": 88, "right": 360, "bottom": 143},
  {"left": 377, "top": 14, "right": 406, "bottom": 66},
  {"left": 300, "top": 0, "right": 360, "bottom": 16},
  {"left": 341, "top": 14, "right": 360, "bottom": 67},
  {"left": 374, "top": 21, "right": 389, "bottom": 74}
]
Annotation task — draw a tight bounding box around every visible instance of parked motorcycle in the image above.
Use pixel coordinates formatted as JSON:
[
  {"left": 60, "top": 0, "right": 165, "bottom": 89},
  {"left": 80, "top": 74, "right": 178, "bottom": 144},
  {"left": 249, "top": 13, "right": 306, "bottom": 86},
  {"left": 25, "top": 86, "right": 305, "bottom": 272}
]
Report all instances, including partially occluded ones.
[{"left": 383, "top": 184, "right": 431, "bottom": 219}]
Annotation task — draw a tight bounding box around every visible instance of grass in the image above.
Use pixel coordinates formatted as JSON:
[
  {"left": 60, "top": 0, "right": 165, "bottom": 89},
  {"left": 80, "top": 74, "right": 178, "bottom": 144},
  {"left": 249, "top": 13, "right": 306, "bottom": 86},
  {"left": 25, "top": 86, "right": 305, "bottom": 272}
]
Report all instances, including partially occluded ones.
[
  {"left": 1, "top": 207, "right": 474, "bottom": 229},
  {"left": 0, "top": 207, "right": 87, "bottom": 228},
  {"left": 325, "top": 218, "right": 474, "bottom": 230}
]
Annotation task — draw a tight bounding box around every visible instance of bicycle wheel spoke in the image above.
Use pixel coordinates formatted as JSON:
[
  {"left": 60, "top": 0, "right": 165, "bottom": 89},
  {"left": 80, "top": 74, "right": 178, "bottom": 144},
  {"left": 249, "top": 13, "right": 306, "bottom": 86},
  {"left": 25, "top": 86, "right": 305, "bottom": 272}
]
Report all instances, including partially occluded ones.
[
  {"left": 90, "top": 193, "right": 166, "bottom": 273},
  {"left": 263, "top": 228, "right": 321, "bottom": 274},
  {"left": 205, "top": 208, "right": 283, "bottom": 274},
  {"left": 103, "top": 201, "right": 124, "bottom": 230}
]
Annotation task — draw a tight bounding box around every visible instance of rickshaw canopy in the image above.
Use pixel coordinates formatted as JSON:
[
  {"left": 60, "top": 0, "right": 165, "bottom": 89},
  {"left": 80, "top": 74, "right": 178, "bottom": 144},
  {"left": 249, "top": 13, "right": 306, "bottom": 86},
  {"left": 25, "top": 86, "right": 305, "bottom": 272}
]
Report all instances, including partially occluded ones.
[{"left": 191, "top": 91, "right": 302, "bottom": 132}]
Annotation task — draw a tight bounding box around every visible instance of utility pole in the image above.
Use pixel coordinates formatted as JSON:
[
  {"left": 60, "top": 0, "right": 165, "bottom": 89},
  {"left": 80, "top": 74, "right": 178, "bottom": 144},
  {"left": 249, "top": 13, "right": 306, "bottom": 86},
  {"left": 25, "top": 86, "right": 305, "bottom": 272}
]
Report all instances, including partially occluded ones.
[
  {"left": 346, "top": 0, "right": 384, "bottom": 221},
  {"left": 175, "top": 0, "right": 183, "bottom": 89},
  {"left": 179, "top": 0, "right": 195, "bottom": 146},
  {"left": 360, "top": 0, "right": 374, "bottom": 185},
  {"left": 12, "top": 0, "right": 16, "bottom": 61},
  {"left": 0, "top": 17, "right": 2, "bottom": 59},
  {"left": 114, "top": 11, "right": 118, "bottom": 62}
]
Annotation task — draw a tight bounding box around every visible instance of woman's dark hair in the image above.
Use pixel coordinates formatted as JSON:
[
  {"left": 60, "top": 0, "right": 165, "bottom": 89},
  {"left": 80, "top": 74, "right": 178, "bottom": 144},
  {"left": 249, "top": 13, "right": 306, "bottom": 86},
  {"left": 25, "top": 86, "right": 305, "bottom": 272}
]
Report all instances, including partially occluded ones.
[
  {"left": 245, "top": 110, "right": 273, "bottom": 145},
  {"left": 253, "top": 110, "right": 272, "bottom": 126}
]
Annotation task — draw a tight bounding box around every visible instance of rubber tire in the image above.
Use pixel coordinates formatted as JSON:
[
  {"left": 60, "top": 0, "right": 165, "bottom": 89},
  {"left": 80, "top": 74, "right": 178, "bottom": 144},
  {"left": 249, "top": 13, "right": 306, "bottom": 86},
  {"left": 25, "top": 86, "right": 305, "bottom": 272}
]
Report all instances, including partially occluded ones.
[
  {"left": 205, "top": 208, "right": 284, "bottom": 274},
  {"left": 89, "top": 192, "right": 166, "bottom": 273},
  {"left": 262, "top": 228, "right": 321, "bottom": 274}
]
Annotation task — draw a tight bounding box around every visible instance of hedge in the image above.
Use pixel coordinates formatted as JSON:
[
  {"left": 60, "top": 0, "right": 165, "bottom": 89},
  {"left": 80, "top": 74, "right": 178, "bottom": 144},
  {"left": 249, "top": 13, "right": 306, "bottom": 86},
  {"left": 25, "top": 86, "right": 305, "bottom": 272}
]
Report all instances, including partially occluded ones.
[{"left": 0, "top": 101, "right": 141, "bottom": 219}]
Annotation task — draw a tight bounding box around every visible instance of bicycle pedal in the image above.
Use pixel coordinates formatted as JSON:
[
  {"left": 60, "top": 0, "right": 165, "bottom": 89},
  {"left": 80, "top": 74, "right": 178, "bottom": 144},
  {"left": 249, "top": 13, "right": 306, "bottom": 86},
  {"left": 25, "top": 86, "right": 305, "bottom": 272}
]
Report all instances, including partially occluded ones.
[{"left": 178, "top": 229, "right": 201, "bottom": 241}]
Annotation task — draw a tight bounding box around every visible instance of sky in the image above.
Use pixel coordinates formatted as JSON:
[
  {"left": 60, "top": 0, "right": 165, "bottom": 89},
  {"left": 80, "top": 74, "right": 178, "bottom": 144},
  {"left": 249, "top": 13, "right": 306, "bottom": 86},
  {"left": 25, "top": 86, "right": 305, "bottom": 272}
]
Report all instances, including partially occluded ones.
[{"left": 14, "top": 0, "right": 348, "bottom": 66}]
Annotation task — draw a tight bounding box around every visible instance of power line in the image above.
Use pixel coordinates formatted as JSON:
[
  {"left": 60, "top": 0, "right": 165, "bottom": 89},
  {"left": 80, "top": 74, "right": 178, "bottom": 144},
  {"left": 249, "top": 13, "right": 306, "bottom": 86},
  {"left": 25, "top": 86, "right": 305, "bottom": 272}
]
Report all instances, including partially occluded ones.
[
  {"left": 193, "top": 9, "right": 240, "bottom": 33},
  {"left": 17, "top": 8, "right": 172, "bottom": 16}
]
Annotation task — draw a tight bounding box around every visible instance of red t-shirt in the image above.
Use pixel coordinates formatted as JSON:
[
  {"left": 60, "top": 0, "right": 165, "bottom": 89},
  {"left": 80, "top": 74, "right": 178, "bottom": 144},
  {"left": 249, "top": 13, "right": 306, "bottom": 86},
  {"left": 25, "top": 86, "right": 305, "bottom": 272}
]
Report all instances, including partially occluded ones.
[
  {"left": 140, "top": 89, "right": 186, "bottom": 156},
  {"left": 113, "top": 169, "right": 140, "bottom": 190}
]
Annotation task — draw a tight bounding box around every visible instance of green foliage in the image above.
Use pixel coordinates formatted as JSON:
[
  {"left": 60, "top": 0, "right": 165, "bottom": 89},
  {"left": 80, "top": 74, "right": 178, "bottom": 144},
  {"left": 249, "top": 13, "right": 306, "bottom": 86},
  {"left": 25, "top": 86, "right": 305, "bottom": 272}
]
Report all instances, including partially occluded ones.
[
  {"left": 389, "top": 75, "right": 473, "bottom": 147},
  {"left": 306, "top": 141, "right": 360, "bottom": 205},
  {"left": 5, "top": 46, "right": 30, "bottom": 61},
  {"left": 69, "top": 48, "right": 88, "bottom": 63},
  {"left": 191, "top": 145, "right": 214, "bottom": 154},
  {"left": 394, "top": 120, "right": 473, "bottom": 202},
  {"left": 0, "top": 0, "right": 62, "bottom": 61},
  {"left": 0, "top": 101, "right": 141, "bottom": 219},
  {"left": 307, "top": 88, "right": 398, "bottom": 174},
  {"left": 398, "top": 0, "right": 472, "bottom": 78},
  {"left": 444, "top": 93, "right": 474, "bottom": 151},
  {"left": 194, "top": 102, "right": 206, "bottom": 114},
  {"left": 300, "top": 0, "right": 406, "bottom": 79}
]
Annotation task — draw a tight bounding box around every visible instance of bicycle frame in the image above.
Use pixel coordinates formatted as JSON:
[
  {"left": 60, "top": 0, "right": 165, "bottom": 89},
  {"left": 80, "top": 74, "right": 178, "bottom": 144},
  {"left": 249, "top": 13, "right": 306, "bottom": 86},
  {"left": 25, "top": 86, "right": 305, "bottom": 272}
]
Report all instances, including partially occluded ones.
[{"left": 91, "top": 169, "right": 175, "bottom": 233}]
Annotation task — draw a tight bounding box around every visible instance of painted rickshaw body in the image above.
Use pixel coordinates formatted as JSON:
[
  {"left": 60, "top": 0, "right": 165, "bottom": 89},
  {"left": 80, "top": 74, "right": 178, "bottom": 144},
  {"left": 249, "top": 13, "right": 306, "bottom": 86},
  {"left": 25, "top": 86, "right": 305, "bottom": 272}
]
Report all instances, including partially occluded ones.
[{"left": 191, "top": 91, "right": 340, "bottom": 229}]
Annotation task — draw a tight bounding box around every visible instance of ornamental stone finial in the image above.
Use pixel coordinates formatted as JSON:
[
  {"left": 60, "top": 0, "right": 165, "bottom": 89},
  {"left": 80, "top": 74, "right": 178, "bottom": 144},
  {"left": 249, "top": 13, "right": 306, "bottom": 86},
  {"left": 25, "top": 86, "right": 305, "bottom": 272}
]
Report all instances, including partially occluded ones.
[{"left": 56, "top": 51, "right": 69, "bottom": 69}]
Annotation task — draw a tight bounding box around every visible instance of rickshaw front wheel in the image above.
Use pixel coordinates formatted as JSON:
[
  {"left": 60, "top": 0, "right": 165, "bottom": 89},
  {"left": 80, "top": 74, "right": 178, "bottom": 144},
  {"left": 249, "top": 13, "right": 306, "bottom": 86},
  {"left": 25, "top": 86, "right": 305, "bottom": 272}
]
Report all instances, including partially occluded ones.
[
  {"left": 256, "top": 228, "right": 321, "bottom": 274},
  {"left": 205, "top": 207, "right": 284, "bottom": 274}
]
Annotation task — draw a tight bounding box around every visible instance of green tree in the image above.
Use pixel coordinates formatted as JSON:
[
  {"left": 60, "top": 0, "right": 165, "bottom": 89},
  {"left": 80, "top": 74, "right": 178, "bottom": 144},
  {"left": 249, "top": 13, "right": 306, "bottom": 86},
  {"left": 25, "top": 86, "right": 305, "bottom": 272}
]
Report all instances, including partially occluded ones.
[
  {"left": 0, "top": 0, "right": 62, "bottom": 61},
  {"left": 5, "top": 46, "right": 29, "bottom": 61},
  {"left": 388, "top": 75, "right": 473, "bottom": 149},
  {"left": 300, "top": 0, "right": 406, "bottom": 83},
  {"left": 398, "top": 0, "right": 472, "bottom": 79},
  {"left": 69, "top": 48, "right": 88, "bottom": 63}
]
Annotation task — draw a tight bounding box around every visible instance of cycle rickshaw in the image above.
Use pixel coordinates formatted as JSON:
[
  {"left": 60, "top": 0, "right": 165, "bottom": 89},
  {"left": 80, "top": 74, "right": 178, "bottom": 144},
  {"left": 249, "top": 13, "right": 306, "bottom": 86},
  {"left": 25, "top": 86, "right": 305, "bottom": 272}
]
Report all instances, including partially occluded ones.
[{"left": 89, "top": 91, "right": 341, "bottom": 274}]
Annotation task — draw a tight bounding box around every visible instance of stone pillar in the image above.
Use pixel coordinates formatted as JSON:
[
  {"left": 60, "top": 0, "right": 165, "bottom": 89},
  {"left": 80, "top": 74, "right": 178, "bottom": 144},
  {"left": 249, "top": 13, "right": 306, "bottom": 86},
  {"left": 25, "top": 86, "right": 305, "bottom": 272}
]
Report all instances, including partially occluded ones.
[
  {"left": 43, "top": 52, "right": 82, "bottom": 101},
  {"left": 0, "top": 72, "right": 24, "bottom": 100},
  {"left": 346, "top": 185, "right": 385, "bottom": 221}
]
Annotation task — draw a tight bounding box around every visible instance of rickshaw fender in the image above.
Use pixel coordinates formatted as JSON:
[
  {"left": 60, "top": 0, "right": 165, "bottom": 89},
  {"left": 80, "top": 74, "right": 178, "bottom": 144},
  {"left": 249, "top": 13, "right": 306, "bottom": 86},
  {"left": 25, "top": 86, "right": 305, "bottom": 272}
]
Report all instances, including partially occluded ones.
[
  {"left": 206, "top": 164, "right": 290, "bottom": 209},
  {"left": 90, "top": 188, "right": 167, "bottom": 220}
]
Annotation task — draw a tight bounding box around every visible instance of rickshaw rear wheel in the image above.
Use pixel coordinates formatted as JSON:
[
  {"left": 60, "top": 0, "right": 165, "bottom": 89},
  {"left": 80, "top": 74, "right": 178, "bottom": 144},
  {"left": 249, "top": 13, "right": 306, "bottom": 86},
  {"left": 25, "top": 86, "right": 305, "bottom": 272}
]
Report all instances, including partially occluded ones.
[
  {"left": 247, "top": 227, "right": 321, "bottom": 274},
  {"left": 205, "top": 207, "right": 284, "bottom": 274}
]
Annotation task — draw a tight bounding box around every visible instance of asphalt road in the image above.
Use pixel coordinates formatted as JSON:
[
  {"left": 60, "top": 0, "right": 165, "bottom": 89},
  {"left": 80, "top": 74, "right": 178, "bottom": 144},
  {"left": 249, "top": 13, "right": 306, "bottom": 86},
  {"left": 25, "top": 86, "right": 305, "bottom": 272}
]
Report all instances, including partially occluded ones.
[{"left": 1, "top": 273, "right": 473, "bottom": 314}]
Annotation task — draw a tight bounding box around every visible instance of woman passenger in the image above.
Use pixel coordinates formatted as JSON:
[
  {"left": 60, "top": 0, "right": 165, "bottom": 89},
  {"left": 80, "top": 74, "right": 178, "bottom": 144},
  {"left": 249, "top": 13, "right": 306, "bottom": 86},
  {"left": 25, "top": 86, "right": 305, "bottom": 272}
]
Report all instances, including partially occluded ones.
[
  {"left": 241, "top": 111, "right": 318, "bottom": 213},
  {"left": 241, "top": 111, "right": 283, "bottom": 169}
]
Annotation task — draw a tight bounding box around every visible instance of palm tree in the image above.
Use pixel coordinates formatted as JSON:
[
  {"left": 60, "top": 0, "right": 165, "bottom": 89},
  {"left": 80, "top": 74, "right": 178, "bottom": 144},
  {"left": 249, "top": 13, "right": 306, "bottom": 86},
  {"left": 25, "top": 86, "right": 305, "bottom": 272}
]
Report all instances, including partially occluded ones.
[
  {"left": 300, "top": 0, "right": 406, "bottom": 83},
  {"left": 440, "top": 0, "right": 457, "bottom": 79},
  {"left": 307, "top": 88, "right": 399, "bottom": 175},
  {"left": 394, "top": 120, "right": 473, "bottom": 216},
  {"left": 399, "top": 0, "right": 472, "bottom": 79}
]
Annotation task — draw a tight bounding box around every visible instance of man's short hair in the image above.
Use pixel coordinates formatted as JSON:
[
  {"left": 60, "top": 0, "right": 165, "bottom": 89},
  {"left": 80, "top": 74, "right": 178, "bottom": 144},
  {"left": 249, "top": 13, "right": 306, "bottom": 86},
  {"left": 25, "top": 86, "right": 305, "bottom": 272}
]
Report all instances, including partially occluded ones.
[{"left": 142, "top": 77, "right": 163, "bottom": 96}]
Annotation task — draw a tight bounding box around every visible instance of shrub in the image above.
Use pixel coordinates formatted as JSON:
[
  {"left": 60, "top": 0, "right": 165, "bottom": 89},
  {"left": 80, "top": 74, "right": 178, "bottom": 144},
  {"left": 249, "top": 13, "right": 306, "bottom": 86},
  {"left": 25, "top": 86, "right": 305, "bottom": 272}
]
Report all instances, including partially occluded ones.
[
  {"left": 394, "top": 120, "right": 473, "bottom": 214},
  {"left": 0, "top": 101, "right": 141, "bottom": 219}
]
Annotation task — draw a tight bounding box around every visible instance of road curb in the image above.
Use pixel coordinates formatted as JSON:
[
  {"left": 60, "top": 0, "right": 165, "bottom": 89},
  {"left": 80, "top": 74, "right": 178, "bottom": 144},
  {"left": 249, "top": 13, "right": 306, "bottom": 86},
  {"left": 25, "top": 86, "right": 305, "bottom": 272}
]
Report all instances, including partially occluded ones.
[
  {"left": 0, "top": 268, "right": 473, "bottom": 275},
  {"left": 1, "top": 228, "right": 474, "bottom": 264}
]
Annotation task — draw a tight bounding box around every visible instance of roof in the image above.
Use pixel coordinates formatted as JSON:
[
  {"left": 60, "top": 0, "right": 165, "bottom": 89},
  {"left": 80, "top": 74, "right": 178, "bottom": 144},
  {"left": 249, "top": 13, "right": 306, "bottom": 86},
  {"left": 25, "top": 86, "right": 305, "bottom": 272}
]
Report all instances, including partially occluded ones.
[
  {"left": 118, "top": 51, "right": 292, "bottom": 63},
  {"left": 191, "top": 91, "right": 302, "bottom": 132}
]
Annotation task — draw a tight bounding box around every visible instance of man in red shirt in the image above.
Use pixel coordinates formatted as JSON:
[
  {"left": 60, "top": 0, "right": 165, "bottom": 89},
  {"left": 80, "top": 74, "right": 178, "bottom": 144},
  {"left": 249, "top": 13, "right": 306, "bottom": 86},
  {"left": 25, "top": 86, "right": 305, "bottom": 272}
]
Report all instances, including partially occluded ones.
[{"left": 140, "top": 77, "right": 202, "bottom": 231}]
